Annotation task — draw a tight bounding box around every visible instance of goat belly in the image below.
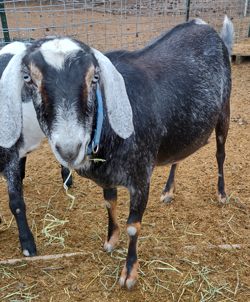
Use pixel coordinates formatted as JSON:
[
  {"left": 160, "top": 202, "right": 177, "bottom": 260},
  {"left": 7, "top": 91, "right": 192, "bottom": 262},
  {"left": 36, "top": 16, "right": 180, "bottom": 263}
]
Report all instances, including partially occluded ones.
[{"left": 156, "top": 128, "right": 214, "bottom": 166}]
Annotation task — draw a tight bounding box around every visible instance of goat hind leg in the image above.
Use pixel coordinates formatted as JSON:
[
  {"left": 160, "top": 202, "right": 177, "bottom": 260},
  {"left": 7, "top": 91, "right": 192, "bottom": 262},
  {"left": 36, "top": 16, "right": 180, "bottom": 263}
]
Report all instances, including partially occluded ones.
[
  {"left": 216, "top": 103, "right": 230, "bottom": 203},
  {"left": 160, "top": 163, "right": 178, "bottom": 203}
]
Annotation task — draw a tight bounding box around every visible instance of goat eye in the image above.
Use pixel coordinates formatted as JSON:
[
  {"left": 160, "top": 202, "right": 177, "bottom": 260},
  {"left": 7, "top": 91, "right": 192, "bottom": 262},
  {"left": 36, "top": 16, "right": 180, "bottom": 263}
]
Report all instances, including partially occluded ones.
[
  {"left": 23, "top": 74, "right": 32, "bottom": 83},
  {"left": 92, "top": 74, "right": 99, "bottom": 84}
]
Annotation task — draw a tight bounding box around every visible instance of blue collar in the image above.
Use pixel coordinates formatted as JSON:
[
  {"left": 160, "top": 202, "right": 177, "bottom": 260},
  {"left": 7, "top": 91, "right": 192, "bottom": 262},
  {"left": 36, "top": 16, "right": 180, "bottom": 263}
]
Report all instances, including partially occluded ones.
[{"left": 87, "top": 83, "right": 104, "bottom": 155}]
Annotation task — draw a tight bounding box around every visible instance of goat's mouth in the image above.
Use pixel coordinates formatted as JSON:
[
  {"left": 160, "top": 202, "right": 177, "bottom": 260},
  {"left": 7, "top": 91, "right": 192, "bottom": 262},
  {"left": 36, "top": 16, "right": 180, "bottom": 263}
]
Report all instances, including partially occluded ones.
[
  {"left": 68, "top": 140, "right": 91, "bottom": 169},
  {"left": 49, "top": 137, "right": 90, "bottom": 170}
]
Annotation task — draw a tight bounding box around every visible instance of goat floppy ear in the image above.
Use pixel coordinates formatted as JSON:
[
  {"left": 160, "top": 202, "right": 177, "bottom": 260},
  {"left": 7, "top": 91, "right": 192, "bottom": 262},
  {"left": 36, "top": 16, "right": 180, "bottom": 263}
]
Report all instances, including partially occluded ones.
[
  {"left": 91, "top": 48, "right": 134, "bottom": 139},
  {"left": 0, "top": 51, "right": 25, "bottom": 148}
]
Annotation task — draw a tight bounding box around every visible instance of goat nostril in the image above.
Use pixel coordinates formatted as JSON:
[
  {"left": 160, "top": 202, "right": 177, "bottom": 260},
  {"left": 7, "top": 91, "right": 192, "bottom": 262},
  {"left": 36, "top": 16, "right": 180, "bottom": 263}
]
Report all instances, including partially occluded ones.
[{"left": 55, "top": 143, "right": 67, "bottom": 159}]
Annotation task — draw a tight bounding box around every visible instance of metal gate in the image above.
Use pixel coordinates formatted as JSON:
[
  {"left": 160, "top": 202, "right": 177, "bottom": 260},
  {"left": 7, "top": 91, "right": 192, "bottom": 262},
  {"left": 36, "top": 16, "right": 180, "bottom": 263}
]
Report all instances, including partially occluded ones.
[{"left": 0, "top": 1, "right": 249, "bottom": 50}]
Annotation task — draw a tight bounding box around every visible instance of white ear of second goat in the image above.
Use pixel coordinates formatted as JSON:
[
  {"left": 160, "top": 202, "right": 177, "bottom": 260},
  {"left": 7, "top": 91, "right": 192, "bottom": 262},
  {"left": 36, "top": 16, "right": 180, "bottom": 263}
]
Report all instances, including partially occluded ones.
[
  {"left": 0, "top": 41, "right": 26, "bottom": 56},
  {"left": 19, "top": 101, "right": 45, "bottom": 158},
  {"left": 0, "top": 52, "right": 26, "bottom": 148}
]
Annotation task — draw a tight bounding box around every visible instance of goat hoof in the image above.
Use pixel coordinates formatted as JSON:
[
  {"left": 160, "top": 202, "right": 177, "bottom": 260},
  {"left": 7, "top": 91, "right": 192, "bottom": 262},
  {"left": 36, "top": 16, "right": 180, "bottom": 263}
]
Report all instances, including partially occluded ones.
[
  {"left": 104, "top": 241, "right": 114, "bottom": 253},
  {"left": 218, "top": 193, "right": 228, "bottom": 204},
  {"left": 103, "top": 229, "right": 119, "bottom": 253},
  {"left": 22, "top": 245, "right": 37, "bottom": 257},
  {"left": 119, "top": 261, "right": 138, "bottom": 290},
  {"left": 22, "top": 246, "right": 37, "bottom": 257},
  {"left": 160, "top": 192, "right": 174, "bottom": 204},
  {"left": 20, "top": 235, "right": 37, "bottom": 257}
]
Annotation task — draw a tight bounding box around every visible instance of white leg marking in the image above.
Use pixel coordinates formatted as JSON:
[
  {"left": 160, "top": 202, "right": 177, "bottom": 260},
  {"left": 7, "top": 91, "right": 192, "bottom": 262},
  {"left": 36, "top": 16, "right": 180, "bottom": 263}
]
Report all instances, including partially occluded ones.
[
  {"left": 127, "top": 226, "right": 137, "bottom": 236},
  {"left": 23, "top": 249, "right": 30, "bottom": 257}
]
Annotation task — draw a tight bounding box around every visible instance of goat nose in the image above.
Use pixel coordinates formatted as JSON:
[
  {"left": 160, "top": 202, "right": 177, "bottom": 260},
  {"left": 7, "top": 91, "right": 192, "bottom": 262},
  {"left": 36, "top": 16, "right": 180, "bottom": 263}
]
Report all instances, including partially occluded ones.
[{"left": 55, "top": 142, "right": 82, "bottom": 162}]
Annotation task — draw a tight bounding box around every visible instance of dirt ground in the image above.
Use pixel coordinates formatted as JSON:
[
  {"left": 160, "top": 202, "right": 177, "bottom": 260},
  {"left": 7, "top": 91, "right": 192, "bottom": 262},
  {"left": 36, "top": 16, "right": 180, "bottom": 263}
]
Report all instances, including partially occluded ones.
[{"left": 0, "top": 6, "right": 250, "bottom": 301}]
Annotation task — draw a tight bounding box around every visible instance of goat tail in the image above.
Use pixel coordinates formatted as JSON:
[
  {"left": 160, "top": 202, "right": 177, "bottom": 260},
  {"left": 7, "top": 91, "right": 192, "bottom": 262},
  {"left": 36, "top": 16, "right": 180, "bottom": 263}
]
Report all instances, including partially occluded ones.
[{"left": 220, "top": 15, "right": 234, "bottom": 57}]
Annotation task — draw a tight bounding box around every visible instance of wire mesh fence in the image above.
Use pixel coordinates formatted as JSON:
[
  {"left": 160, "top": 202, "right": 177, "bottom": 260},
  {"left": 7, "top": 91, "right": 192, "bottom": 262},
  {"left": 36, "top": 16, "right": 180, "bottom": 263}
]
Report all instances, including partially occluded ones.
[{"left": 0, "top": 0, "right": 249, "bottom": 50}]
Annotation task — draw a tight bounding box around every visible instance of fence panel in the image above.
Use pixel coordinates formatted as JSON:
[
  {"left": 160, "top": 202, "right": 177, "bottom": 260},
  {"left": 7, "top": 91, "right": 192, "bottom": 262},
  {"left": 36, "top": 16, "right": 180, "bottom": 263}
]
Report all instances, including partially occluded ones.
[{"left": 0, "top": 1, "right": 249, "bottom": 50}]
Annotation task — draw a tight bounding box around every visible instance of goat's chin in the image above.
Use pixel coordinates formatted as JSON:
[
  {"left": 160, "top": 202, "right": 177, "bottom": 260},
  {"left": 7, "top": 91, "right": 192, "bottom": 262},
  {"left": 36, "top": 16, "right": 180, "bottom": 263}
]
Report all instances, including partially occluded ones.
[{"left": 53, "top": 150, "right": 71, "bottom": 169}]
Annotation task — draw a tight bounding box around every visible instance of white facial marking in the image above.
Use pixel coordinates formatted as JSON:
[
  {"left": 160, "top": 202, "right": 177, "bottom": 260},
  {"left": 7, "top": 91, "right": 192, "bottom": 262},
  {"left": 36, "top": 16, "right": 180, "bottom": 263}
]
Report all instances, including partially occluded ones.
[
  {"left": 19, "top": 101, "right": 45, "bottom": 158},
  {"left": 23, "top": 249, "right": 30, "bottom": 257},
  {"left": 40, "top": 38, "right": 81, "bottom": 70},
  {"left": 194, "top": 18, "right": 207, "bottom": 25},
  {"left": 16, "top": 208, "right": 21, "bottom": 214},
  {"left": 49, "top": 106, "right": 90, "bottom": 169},
  {"left": 0, "top": 41, "right": 26, "bottom": 56},
  {"left": 127, "top": 226, "right": 137, "bottom": 236}
]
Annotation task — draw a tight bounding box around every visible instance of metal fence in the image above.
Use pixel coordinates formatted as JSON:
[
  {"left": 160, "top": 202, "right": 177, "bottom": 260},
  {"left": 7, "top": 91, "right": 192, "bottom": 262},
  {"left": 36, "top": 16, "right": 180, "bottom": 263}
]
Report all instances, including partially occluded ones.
[{"left": 0, "top": 0, "right": 249, "bottom": 50}]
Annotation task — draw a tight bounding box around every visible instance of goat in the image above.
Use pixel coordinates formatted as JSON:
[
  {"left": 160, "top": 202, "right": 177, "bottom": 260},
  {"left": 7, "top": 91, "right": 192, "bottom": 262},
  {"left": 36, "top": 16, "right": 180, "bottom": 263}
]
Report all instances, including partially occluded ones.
[
  {"left": 0, "top": 42, "right": 72, "bottom": 256},
  {"left": 0, "top": 43, "right": 36, "bottom": 256},
  {"left": 8, "top": 17, "right": 233, "bottom": 289}
]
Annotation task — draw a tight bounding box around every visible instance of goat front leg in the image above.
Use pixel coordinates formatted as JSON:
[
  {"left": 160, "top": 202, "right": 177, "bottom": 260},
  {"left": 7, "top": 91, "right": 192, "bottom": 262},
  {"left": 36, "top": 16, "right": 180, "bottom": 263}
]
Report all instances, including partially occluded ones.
[
  {"left": 4, "top": 156, "right": 36, "bottom": 256},
  {"left": 119, "top": 184, "right": 149, "bottom": 289},
  {"left": 61, "top": 165, "right": 73, "bottom": 188},
  {"left": 103, "top": 188, "right": 120, "bottom": 252},
  {"left": 19, "top": 156, "right": 27, "bottom": 182}
]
